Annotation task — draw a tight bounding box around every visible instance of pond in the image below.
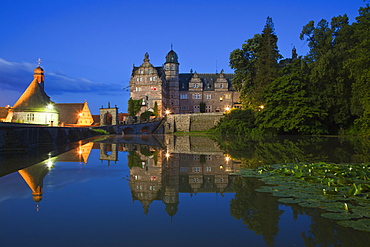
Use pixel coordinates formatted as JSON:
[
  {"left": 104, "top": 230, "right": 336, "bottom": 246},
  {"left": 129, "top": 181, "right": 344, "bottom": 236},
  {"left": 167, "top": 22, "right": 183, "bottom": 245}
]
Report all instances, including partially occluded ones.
[{"left": 0, "top": 134, "right": 370, "bottom": 247}]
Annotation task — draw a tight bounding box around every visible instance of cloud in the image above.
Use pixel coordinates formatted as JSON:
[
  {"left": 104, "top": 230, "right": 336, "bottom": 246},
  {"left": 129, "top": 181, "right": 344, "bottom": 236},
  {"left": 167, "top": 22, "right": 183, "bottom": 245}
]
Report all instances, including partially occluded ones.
[{"left": 0, "top": 58, "right": 123, "bottom": 96}]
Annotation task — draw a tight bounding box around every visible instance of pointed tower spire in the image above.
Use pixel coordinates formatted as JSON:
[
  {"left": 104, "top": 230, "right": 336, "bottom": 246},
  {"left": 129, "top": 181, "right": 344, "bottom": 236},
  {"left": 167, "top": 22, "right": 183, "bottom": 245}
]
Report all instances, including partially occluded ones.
[{"left": 34, "top": 58, "right": 45, "bottom": 89}]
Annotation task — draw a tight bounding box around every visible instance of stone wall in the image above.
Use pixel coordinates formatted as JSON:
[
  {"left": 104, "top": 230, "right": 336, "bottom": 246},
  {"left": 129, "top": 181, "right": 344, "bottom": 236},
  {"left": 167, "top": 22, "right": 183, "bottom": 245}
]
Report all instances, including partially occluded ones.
[
  {"left": 165, "top": 135, "right": 222, "bottom": 154},
  {"left": 0, "top": 123, "right": 94, "bottom": 152},
  {"left": 165, "top": 113, "right": 223, "bottom": 133}
]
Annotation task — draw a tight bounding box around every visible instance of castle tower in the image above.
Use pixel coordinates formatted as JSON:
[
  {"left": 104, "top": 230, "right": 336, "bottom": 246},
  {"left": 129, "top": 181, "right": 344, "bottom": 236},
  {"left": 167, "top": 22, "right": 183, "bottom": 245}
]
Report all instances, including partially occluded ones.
[
  {"left": 18, "top": 162, "right": 51, "bottom": 210},
  {"left": 292, "top": 46, "right": 298, "bottom": 60},
  {"left": 129, "top": 53, "right": 165, "bottom": 117},
  {"left": 34, "top": 58, "right": 45, "bottom": 89},
  {"left": 164, "top": 48, "right": 180, "bottom": 114}
]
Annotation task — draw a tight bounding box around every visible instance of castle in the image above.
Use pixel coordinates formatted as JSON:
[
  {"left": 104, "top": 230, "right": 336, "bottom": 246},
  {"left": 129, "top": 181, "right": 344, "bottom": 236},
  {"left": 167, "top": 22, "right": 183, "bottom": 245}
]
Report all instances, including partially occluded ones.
[{"left": 129, "top": 49, "right": 240, "bottom": 117}]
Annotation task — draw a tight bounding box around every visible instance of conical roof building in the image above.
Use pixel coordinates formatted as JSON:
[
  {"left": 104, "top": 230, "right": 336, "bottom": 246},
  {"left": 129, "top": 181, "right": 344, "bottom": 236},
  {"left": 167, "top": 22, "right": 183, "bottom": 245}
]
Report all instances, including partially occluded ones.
[{"left": 6, "top": 64, "right": 59, "bottom": 125}]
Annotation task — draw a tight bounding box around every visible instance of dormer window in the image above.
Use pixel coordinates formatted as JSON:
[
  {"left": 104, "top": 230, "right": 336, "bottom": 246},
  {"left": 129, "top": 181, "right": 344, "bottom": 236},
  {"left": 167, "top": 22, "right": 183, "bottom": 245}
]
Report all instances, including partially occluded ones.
[
  {"left": 193, "top": 84, "right": 199, "bottom": 88},
  {"left": 220, "top": 84, "right": 223, "bottom": 89}
]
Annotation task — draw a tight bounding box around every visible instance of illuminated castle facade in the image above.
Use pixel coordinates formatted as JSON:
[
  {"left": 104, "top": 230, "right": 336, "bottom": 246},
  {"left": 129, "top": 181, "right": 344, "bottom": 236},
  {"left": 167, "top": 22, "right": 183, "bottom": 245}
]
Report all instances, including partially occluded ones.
[{"left": 129, "top": 49, "right": 240, "bottom": 117}]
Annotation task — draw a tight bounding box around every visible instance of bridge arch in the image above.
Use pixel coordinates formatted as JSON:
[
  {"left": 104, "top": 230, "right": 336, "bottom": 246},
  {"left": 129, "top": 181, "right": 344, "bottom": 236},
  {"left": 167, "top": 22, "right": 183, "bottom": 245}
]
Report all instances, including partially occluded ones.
[
  {"left": 141, "top": 126, "right": 151, "bottom": 134},
  {"left": 104, "top": 112, "right": 112, "bottom": 125},
  {"left": 122, "top": 127, "right": 134, "bottom": 135}
]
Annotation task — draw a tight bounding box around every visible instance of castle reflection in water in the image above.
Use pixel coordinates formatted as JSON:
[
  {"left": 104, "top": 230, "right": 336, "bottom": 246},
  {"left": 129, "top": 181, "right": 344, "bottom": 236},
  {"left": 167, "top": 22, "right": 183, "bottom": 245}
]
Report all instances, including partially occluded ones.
[{"left": 13, "top": 135, "right": 240, "bottom": 215}]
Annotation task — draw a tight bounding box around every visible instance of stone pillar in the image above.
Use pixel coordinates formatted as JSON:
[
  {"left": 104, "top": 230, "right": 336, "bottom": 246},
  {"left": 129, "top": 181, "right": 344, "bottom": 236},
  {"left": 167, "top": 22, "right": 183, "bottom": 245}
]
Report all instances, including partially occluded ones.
[{"left": 100, "top": 106, "right": 118, "bottom": 126}]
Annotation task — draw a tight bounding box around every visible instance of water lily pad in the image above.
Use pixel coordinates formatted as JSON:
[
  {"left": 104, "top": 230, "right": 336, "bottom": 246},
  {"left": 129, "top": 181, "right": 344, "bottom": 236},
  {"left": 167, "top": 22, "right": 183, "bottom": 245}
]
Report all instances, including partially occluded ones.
[
  {"left": 272, "top": 191, "right": 293, "bottom": 198},
  {"left": 321, "top": 212, "right": 353, "bottom": 220},
  {"left": 338, "top": 219, "right": 370, "bottom": 232},
  {"left": 352, "top": 207, "right": 370, "bottom": 218},
  {"left": 278, "top": 198, "right": 300, "bottom": 204},
  {"left": 321, "top": 202, "right": 351, "bottom": 212},
  {"left": 255, "top": 186, "right": 276, "bottom": 193}
]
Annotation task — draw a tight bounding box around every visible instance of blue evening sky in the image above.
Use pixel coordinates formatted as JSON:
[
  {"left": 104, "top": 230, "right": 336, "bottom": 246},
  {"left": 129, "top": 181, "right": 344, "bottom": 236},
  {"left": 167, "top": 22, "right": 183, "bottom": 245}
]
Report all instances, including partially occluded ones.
[{"left": 0, "top": 0, "right": 365, "bottom": 114}]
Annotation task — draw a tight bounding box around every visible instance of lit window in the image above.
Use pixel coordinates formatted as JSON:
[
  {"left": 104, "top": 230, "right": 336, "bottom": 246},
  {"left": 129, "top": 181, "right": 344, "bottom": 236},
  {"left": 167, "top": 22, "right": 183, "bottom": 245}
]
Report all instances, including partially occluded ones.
[
  {"left": 180, "top": 167, "right": 188, "bottom": 172},
  {"left": 26, "top": 113, "right": 35, "bottom": 121},
  {"left": 180, "top": 94, "right": 188, "bottom": 99}
]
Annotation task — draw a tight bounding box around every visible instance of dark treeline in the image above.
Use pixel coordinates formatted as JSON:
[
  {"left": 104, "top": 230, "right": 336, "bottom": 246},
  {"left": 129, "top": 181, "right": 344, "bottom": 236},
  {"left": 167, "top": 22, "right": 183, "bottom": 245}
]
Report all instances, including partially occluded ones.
[{"left": 213, "top": 5, "right": 370, "bottom": 136}]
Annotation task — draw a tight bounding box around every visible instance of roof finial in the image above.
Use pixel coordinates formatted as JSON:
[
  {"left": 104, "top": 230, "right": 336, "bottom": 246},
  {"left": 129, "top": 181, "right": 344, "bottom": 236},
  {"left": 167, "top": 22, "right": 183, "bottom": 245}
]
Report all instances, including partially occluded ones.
[
  {"left": 36, "top": 58, "right": 42, "bottom": 67},
  {"left": 171, "top": 43, "right": 173, "bottom": 51}
]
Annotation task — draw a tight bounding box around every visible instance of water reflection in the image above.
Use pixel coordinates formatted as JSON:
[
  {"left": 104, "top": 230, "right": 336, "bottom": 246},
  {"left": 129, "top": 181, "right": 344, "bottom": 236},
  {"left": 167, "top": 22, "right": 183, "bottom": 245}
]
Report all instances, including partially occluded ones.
[
  {"left": 103, "top": 135, "right": 240, "bottom": 216},
  {"left": 1, "top": 134, "right": 370, "bottom": 246}
]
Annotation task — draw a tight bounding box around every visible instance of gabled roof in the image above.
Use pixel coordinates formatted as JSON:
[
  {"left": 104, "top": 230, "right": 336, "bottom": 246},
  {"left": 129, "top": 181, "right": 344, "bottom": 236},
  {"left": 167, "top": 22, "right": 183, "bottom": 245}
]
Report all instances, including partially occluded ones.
[
  {"left": 92, "top": 115, "right": 100, "bottom": 124},
  {"left": 179, "top": 73, "right": 234, "bottom": 91},
  {"left": 0, "top": 107, "right": 8, "bottom": 119},
  {"left": 55, "top": 103, "right": 84, "bottom": 124},
  {"left": 118, "top": 113, "right": 129, "bottom": 121},
  {"left": 12, "top": 79, "right": 53, "bottom": 111}
]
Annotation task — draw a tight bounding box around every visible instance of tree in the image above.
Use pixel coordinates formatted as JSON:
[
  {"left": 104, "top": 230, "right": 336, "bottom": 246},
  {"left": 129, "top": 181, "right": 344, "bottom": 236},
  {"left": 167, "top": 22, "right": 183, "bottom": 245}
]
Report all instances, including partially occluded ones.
[
  {"left": 128, "top": 98, "right": 141, "bottom": 116},
  {"left": 140, "top": 110, "right": 154, "bottom": 121},
  {"left": 230, "top": 17, "right": 281, "bottom": 108},
  {"left": 230, "top": 34, "right": 260, "bottom": 107},
  {"left": 347, "top": 5, "right": 370, "bottom": 135},
  {"left": 256, "top": 60, "right": 327, "bottom": 134},
  {"left": 300, "top": 15, "right": 354, "bottom": 133},
  {"left": 153, "top": 101, "right": 159, "bottom": 117},
  {"left": 254, "top": 17, "right": 282, "bottom": 104}
]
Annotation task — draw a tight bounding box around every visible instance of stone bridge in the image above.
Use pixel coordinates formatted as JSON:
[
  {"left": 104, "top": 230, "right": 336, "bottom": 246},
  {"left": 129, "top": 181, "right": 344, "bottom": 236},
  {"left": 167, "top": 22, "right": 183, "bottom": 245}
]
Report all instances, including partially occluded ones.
[
  {"left": 96, "top": 113, "right": 224, "bottom": 134},
  {"left": 96, "top": 118, "right": 165, "bottom": 135}
]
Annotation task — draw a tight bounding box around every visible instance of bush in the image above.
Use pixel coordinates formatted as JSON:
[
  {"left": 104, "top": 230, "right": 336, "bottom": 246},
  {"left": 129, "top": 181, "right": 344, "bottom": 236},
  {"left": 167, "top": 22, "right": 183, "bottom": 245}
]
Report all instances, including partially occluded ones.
[
  {"left": 90, "top": 128, "right": 109, "bottom": 135},
  {"left": 210, "top": 109, "right": 257, "bottom": 135},
  {"left": 140, "top": 111, "right": 154, "bottom": 121}
]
